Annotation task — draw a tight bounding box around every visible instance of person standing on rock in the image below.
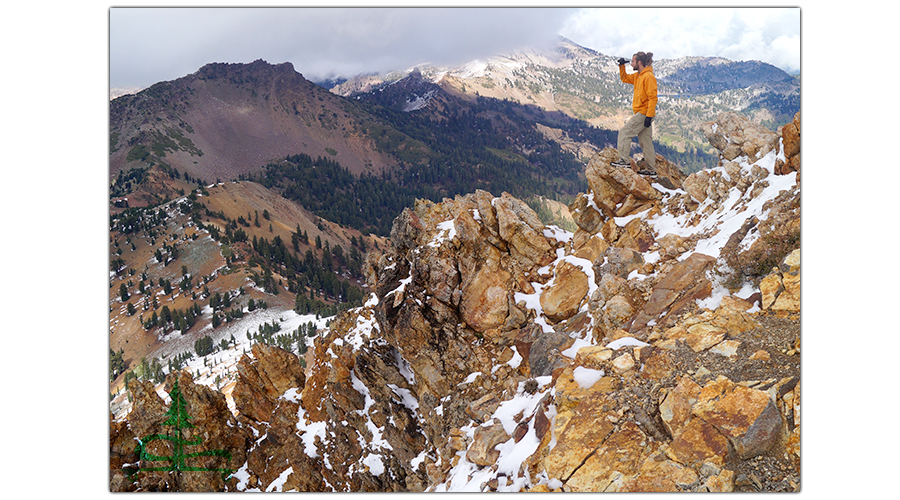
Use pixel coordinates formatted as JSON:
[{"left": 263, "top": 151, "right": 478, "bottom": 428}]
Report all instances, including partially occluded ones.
[{"left": 612, "top": 52, "right": 658, "bottom": 177}]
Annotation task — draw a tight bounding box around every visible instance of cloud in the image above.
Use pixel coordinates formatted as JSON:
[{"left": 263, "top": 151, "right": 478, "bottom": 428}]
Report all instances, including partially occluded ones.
[
  {"left": 110, "top": 7, "right": 800, "bottom": 90},
  {"left": 110, "top": 7, "right": 575, "bottom": 89},
  {"left": 559, "top": 7, "right": 800, "bottom": 74}
]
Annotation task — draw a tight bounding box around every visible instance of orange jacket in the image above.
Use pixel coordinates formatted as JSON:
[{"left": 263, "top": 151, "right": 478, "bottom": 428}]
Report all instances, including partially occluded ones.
[{"left": 619, "top": 64, "right": 658, "bottom": 118}]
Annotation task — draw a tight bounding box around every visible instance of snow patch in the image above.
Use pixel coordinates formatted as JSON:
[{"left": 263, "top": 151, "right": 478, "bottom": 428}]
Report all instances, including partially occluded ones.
[
  {"left": 265, "top": 466, "right": 293, "bottom": 492},
  {"left": 572, "top": 366, "right": 605, "bottom": 389},
  {"left": 427, "top": 220, "right": 457, "bottom": 247},
  {"left": 606, "top": 337, "right": 650, "bottom": 350}
]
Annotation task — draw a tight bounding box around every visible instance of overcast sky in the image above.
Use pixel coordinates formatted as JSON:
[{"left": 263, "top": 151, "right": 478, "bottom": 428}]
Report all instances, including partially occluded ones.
[{"left": 109, "top": 6, "right": 800, "bottom": 90}]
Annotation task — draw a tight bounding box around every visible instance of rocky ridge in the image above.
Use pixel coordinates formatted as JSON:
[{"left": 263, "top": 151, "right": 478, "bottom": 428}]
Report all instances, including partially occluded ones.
[{"left": 111, "top": 111, "right": 801, "bottom": 492}]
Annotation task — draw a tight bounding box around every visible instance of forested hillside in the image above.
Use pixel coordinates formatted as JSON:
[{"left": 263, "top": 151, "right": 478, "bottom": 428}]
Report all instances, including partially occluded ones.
[{"left": 249, "top": 76, "right": 714, "bottom": 237}]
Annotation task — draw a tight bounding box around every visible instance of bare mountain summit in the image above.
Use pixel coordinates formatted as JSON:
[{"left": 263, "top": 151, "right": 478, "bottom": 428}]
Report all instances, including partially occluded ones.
[{"left": 110, "top": 60, "right": 398, "bottom": 184}]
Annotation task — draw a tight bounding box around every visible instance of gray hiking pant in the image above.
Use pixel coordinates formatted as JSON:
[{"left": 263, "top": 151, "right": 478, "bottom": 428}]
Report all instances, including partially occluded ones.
[{"left": 617, "top": 113, "right": 655, "bottom": 168}]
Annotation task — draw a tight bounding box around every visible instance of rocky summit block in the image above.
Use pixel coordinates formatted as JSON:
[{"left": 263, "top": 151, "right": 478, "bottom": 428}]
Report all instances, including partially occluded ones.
[{"left": 584, "top": 148, "right": 660, "bottom": 219}]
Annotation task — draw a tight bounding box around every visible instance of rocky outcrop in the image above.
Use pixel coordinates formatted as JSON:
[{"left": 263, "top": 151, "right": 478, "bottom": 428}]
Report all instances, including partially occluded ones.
[
  {"left": 776, "top": 111, "right": 801, "bottom": 175},
  {"left": 759, "top": 248, "right": 801, "bottom": 313},
  {"left": 112, "top": 112, "right": 801, "bottom": 492},
  {"left": 700, "top": 111, "right": 779, "bottom": 164}
]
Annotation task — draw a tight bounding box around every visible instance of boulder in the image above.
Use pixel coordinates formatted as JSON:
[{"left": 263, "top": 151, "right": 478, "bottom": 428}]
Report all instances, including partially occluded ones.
[
  {"left": 777, "top": 112, "right": 801, "bottom": 174},
  {"left": 554, "top": 366, "right": 619, "bottom": 412},
  {"left": 466, "top": 420, "right": 509, "bottom": 466},
  {"left": 684, "top": 323, "right": 727, "bottom": 352},
  {"left": 692, "top": 376, "right": 783, "bottom": 459},
  {"left": 640, "top": 347, "right": 676, "bottom": 380},
  {"left": 528, "top": 330, "right": 575, "bottom": 377},
  {"left": 568, "top": 193, "right": 604, "bottom": 233},
  {"left": 540, "top": 260, "right": 590, "bottom": 323},
  {"left": 759, "top": 249, "right": 801, "bottom": 313},
  {"left": 682, "top": 170, "right": 710, "bottom": 203},
  {"left": 639, "top": 154, "right": 686, "bottom": 191}
]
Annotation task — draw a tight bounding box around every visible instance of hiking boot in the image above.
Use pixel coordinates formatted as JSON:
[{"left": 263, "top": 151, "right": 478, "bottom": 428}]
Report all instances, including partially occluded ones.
[
  {"left": 637, "top": 168, "right": 658, "bottom": 178},
  {"left": 611, "top": 159, "right": 631, "bottom": 168}
]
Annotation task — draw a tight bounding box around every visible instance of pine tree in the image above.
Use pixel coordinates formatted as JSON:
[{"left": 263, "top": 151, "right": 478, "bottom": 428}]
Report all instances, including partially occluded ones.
[{"left": 132, "top": 376, "right": 233, "bottom": 484}]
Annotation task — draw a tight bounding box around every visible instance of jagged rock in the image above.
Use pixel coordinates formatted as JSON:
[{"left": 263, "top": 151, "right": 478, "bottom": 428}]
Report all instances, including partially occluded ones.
[
  {"left": 781, "top": 114, "right": 800, "bottom": 158},
  {"left": 459, "top": 244, "right": 512, "bottom": 333},
  {"left": 704, "top": 469, "right": 736, "bottom": 492},
  {"left": 773, "top": 270, "right": 800, "bottom": 312},
  {"left": 245, "top": 395, "right": 326, "bottom": 492},
  {"left": 233, "top": 344, "right": 306, "bottom": 423},
  {"left": 604, "top": 216, "right": 656, "bottom": 252},
  {"left": 709, "top": 340, "right": 741, "bottom": 357},
  {"left": 494, "top": 192, "right": 555, "bottom": 268},
  {"left": 554, "top": 366, "right": 619, "bottom": 412},
  {"left": 682, "top": 170, "right": 711, "bottom": 203},
  {"left": 573, "top": 345, "right": 614, "bottom": 368},
  {"left": 390, "top": 207, "right": 425, "bottom": 255},
  {"left": 684, "top": 323, "right": 727, "bottom": 352},
  {"left": 112, "top": 106, "right": 804, "bottom": 491},
  {"left": 466, "top": 393, "right": 501, "bottom": 423},
  {"left": 760, "top": 272, "right": 784, "bottom": 309},
  {"left": 639, "top": 154, "right": 686, "bottom": 191},
  {"left": 122, "top": 378, "right": 170, "bottom": 439},
  {"left": 571, "top": 230, "right": 609, "bottom": 262},
  {"left": 109, "top": 413, "right": 138, "bottom": 489},
  {"left": 781, "top": 248, "right": 801, "bottom": 272},
  {"left": 750, "top": 349, "right": 771, "bottom": 362},
  {"left": 568, "top": 193, "right": 604, "bottom": 233},
  {"left": 640, "top": 347, "right": 676, "bottom": 380},
  {"left": 604, "top": 295, "right": 636, "bottom": 327}
]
